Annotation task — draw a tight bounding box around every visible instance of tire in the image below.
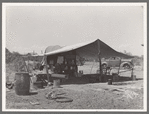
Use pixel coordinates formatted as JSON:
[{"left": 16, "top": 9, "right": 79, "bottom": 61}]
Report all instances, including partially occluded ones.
[
  {"left": 123, "top": 64, "right": 130, "bottom": 69},
  {"left": 56, "top": 97, "right": 73, "bottom": 103},
  {"left": 102, "top": 64, "right": 107, "bottom": 69}
]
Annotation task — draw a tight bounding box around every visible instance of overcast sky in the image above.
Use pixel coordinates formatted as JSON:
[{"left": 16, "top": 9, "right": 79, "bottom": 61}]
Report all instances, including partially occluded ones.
[{"left": 5, "top": 4, "right": 144, "bottom": 56}]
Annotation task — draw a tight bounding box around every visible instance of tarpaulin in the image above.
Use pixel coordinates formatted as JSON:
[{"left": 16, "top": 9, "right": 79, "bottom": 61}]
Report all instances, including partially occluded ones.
[{"left": 44, "top": 39, "right": 133, "bottom": 59}]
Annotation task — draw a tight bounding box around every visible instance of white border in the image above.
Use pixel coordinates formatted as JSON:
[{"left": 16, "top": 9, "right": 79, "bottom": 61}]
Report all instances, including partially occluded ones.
[
  {"left": 1, "top": 2, "right": 147, "bottom": 6},
  {"left": 2, "top": 2, "right": 147, "bottom": 112},
  {"left": 2, "top": 3, "right": 6, "bottom": 112},
  {"left": 143, "top": 3, "right": 147, "bottom": 112}
]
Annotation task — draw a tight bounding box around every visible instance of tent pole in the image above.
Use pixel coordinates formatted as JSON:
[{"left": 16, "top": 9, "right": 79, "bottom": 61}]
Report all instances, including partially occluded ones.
[
  {"left": 131, "top": 67, "right": 134, "bottom": 78},
  {"left": 97, "top": 40, "right": 102, "bottom": 77},
  {"left": 27, "top": 55, "right": 29, "bottom": 72},
  {"left": 45, "top": 55, "right": 50, "bottom": 82},
  {"left": 33, "top": 52, "right": 35, "bottom": 70},
  {"left": 117, "top": 58, "right": 121, "bottom": 75},
  {"left": 98, "top": 53, "right": 102, "bottom": 76}
]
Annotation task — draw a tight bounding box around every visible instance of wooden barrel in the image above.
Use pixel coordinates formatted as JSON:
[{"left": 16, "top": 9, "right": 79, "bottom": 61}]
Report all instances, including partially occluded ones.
[
  {"left": 15, "top": 72, "right": 30, "bottom": 95},
  {"left": 53, "top": 79, "right": 60, "bottom": 88}
]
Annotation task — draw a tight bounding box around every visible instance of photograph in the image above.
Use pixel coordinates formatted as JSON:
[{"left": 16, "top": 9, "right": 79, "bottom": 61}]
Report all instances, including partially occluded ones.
[{"left": 2, "top": 3, "right": 147, "bottom": 112}]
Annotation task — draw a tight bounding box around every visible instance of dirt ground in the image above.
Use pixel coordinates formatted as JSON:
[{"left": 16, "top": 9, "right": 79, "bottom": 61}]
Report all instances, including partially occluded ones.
[{"left": 6, "top": 65, "right": 144, "bottom": 110}]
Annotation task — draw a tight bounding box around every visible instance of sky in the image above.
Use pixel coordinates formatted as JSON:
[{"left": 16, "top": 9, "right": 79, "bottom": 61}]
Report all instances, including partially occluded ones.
[{"left": 5, "top": 4, "right": 145, "bottom": 56}]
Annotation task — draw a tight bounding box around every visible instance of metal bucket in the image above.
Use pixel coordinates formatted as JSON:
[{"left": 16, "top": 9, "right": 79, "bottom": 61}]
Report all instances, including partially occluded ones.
[
  {"left": 108, "top": 79, "right": 112, "bottom": 85},
  {"left": 15, "top": 72, "right": 30, "bottom": 95},
  {"left": 53, "top": 79, "right": 60, "bottom": 88}
]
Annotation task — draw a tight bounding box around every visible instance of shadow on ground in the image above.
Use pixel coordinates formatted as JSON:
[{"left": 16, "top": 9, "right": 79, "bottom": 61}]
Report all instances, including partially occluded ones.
[
  {"left": 60, "top": 74, "right": 143, "bottom": 85},
  {"left": 29, "top": 91, "right": 38, "bottom": 95}
]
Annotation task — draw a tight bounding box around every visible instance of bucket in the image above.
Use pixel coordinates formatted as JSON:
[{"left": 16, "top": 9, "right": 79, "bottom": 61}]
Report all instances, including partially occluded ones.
[
  {"left": 53, "top": 79, "right": 60, "bottom": 88},
  {"left": 108, "top": 79, "right": 112, "bottom": 85},
  {"left": 15, "top": 72, "right": 30, "bottom": 95},
  {"left": 78, "top": 70, "right": 83, "bottom": 77},
  {"left": 131, "top": 75, "right": 136, "bottom": 81}
]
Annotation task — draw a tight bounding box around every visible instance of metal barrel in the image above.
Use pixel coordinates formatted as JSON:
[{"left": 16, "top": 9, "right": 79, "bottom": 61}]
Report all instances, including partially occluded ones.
[{"left": 15, "top": 72, "right": 30, "bottom": 95}]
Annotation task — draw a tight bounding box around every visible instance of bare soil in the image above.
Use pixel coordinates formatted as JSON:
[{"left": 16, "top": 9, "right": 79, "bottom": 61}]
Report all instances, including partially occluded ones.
[{"left": 5, "top": 64, "right": 144, "bottom": 110}]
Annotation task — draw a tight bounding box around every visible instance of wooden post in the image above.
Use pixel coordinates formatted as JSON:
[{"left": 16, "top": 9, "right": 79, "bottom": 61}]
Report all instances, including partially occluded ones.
[
  {"left": 45, "top": 55, "right": 50, "bottom": 82},
  {"left": 27, "top": 55, "right": 30, "bottom": 72},
  {"left": 131, "top": 67, "right": 134, "bottom": 78},
  {"left": 74, "top": 51, "right": 78, "bottom": 74},
  {"left": 98, "top": 53, "right": 102, "bottom": 76},
  {"left": 33, "top": 55, "right": 35, "bottom": 70},
  {"left": 97, "top": 40, "right": 102, "bottom": 77},
  {"left": 117, "top": 58, "right": 121, "bottom": 75},
  {"left": 22, "top": 56, "right": 29, "bottom": 72}
]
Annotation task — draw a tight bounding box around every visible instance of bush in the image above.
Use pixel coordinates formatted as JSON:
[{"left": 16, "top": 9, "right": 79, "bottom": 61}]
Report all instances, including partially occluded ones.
[{"left": 6, "top": 48, "right": 43, "bottom": 72}]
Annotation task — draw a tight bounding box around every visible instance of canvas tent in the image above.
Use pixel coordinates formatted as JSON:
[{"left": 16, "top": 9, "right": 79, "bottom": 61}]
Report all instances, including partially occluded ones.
[
  {"left": 42, "top": 39, "right": 133, "bottom": 82},
  {"left": 44, "top": 39, "right": 133, "bottom": 60}
]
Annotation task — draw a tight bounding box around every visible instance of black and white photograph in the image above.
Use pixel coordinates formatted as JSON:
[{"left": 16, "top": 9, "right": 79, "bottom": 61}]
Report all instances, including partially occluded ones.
[{"left": 2, "top": 3, "right": 147, "bottom": 111}]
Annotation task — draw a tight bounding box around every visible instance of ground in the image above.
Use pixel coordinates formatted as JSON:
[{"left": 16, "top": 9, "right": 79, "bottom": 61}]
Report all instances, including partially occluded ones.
[{"left": 5, "top": 62, "right": 144, "bottom": 110}]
